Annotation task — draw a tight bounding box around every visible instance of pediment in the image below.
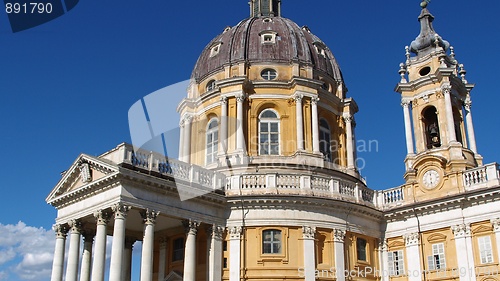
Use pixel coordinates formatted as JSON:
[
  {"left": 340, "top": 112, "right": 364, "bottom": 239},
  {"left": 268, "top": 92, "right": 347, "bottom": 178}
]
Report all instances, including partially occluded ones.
[
  {"left": 388, "top": 240, "right": 405, "bottom": 248},
  {"left": 164, "top": 271, "right": 182, "bottom": 281},
  {"left": 46, "top": 154, "right": 119, "bottom": 204},
  {"left": 472, "top": 225, "right": 493, "bottom": 234},
  {"left": 427, "top": 233, "right": 447, "bottom": 243}
]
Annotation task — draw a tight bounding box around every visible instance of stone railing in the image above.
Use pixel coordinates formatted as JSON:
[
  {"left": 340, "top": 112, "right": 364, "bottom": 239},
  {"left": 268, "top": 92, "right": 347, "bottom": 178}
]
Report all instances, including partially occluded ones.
[
  {"left": 376, "top": 186, "right": 405, "bottom": 209},
  {"left": 100, "top": 144, "right": 500, "bottom": 208},
  {"left": 100, "top": 143, "right": 227, "bottom": 191},
  {"left": 226, "top": 173, "right": 374, "bottom": 205},
  {"left": 463, "top": 163, "right": 500, "bottom": 190}
]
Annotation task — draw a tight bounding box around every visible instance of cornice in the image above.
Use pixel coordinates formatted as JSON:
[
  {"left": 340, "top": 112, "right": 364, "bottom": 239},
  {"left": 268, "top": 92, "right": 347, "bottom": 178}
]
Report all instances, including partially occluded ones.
[
  {"left": 226, "top": 195, "right": 384, "bottom": 220},
  {"left": 384, "top": 184, "right": 500, "bottom": 220}
]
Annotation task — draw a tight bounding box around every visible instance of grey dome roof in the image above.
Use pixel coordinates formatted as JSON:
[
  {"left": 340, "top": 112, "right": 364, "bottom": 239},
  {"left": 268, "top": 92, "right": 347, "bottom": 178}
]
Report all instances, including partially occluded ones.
[{"left": 191, "top": 17, "right": 344, "bottom": 83}]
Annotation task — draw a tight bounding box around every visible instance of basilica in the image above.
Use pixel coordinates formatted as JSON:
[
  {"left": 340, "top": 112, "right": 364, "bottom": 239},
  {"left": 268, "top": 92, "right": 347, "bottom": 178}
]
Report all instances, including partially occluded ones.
[{"left": 47, "top": 1, "right": 500, "bottom": 281}]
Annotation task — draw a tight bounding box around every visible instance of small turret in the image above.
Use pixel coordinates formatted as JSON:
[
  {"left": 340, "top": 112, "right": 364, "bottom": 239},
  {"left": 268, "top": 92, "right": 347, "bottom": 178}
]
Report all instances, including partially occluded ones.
[{"left": 250, "top": 0, "right": 281, "bottom": 17}]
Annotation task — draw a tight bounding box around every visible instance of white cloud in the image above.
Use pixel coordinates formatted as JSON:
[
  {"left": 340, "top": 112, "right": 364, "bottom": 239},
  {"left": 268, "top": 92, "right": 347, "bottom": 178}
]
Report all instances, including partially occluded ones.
[{"left": 0, "top": 222, "right": 54, "bottom": 281}]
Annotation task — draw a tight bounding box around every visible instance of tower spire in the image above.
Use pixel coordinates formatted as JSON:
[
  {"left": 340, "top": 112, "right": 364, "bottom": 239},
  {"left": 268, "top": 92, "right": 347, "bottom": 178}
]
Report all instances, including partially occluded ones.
[
  {"left": 250, "top": 0, "right": 281, "bottom": 18},
  {"left": 409, "top": 1, "right": 450, "bottom": 56}
]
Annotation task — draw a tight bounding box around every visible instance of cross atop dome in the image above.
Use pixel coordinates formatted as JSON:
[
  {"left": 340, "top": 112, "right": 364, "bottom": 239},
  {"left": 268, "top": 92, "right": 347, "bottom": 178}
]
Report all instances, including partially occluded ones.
[{"left": 250, "top": 0, "right": 281, "bottom": 17}]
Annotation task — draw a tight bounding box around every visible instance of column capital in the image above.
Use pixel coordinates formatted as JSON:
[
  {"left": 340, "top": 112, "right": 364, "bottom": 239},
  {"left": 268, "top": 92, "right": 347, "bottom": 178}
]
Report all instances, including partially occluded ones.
[
  {"left": 112, "top": 203, "right": 131, "bottom": 220},
  {"left": 302, "top": 226, "right": 316, "bottom": 239},
  {"left": 333, "top": 229, "right": 346, "bottom": 242},
  {"left": 140, "top": 209, "right": 159, "bottom": 225},
  {"left": 182, "top": 220, "right": 200, "bottom": 236},
  {"left": 294, "top": 93, "right": 304, "bottom": 102},
  {"left": 182, "top": 113, "right": 194, "bottom": 124},
  {"left": 229, "top": 226, "right": 243, "bottom": 239},
  {"left": 378, "top": 238, "right": 388, "bottom": 251},
  {"left": 220, "top": 96, "right": 228, "bottom": 104},
  {"left": 343, "top": 114, "right": 353, "bottom": 123},
  {"left": 208, "top": 224, "right": 225, "bottom": 241},
  {"left": 491, "top": 218, "right": 500, "bottom": 232},
  {"left": 94, "top": 209, "right": 111, "bottom": 225},
  {"left": 441, "top": 83, "right": 452, "bottom": 95},
  {"left": 403, "top": 232, "right": 420, "bottom": 246},
  {"left": 464, "top": 99, "right": 472, "bottom": 110},
  {"left": 68, "top": 219, "right": 83, "bottom": 234},
  {"left": 451, "top": 224, "right": 471, "bottom": 238},
  {"left": 235, "top": 93, "right": 247, "bottom": 103},
  {"left": 311, "top": 96, "right": 320, "bottom": 104},
  {"left": 159, "top": 237, "right": 168, "bottom": 248},
  {"left": 401, "top": 99, "right": 412, "bottom": 108},
  {"left": 53, "top": 224, "right": 69, "bottom": 239}
]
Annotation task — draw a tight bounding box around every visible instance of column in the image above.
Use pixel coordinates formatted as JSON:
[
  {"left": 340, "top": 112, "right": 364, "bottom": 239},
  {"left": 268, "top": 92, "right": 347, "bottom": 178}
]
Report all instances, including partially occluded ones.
[
  {"left": 402, "top": 100, "right": 415, "bottom": 155},
  {"left": 311, "top": 97, "right": 320, "bottom": 154},
  {"left": 403, "top": 233, "right": 422, "bottom": 281},
  {"left": 91, "top": 210, "right": 110, "bottom": 281},
  {"left": 158, "top": 238, "right": 168, "bottom": 281},
  {"left": 333, "top": 229, "right": 346, "bottom": 281},
  {"left": 464, "top": 99, "right": 477, "bottom": 153},
  {"left": 109, "top": 203, "right": 131, "bottom": 281},
  {"left": 80, "top": 232, "right": 94, "bottom": 281},
  {"left": 219, "top": 96, "right": 228, "bottom": 155},
  {"left": 302, "top": 226, "right": 316, "bottom": 281},
  {"left": 50, "top": 224, "right": 68, "bottom": 281},
  {"left": 229, "top": 226, "right": 243, "bottom": 281},
  {"left": 182, "top": 115, "right": 193, "bottom": 163},
  {"left": 379, "top": 239, "right": 389, "bottom": 281},
  {"left": 140, "top": 209, "right": 159, "bottom": 281},
  {"left": 208, "top": 225, "right": 224, "bottom": 281},
  {"left": 295, "top": 94, "right": 304, "bottom": 151},
  {"left": 491, "top": 218, "right": 500, "bottom": 264},
  {"left": 65, "top": 220, "right": 82, "bottom": 281},
  {"left": 451, "top": 224, "right": 476, "bottom": 281},
  {"left": 343, "top": 114, "right": 355, "bottom": 169},
  {"left": 442, "top": 85, "right": 457, "bottom": 143},
  {"left": 178, "top": 119, "right": 185, "bottom": 161},
  {"left": 235, "top": 93, "right": 246, "bottom": 152},
  {"left": 183, "top": 220, "right": 200, "bottom": 281},
  {"left": 123, "top": 237, "right": 135, "bottom": 281}
]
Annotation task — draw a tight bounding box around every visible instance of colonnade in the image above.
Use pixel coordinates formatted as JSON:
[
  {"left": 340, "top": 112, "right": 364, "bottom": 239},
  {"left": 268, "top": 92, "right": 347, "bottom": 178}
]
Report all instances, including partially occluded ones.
[
  {"left": 50, "top": 204, "right": 224, "bottom": 281},
  {"left": 178, "top": 92, "right": 357, "bottom": 167},
  {"left": 400, "top": 85, "right": 478, "bottom": 157}
]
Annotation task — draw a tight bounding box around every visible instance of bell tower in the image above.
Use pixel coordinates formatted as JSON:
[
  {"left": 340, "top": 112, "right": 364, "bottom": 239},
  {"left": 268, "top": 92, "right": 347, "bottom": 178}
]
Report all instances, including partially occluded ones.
[{"left": 395, "top": 1, "right": 482, "bottom": 200}]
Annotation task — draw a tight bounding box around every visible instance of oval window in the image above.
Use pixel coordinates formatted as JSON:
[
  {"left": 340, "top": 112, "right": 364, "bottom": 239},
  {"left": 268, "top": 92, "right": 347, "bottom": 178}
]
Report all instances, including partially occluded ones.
[
  {"left": 261, "top": 69, "right": 277, "bottom": 80},
  {"left": 419, "top": 66, "right": 431, "bottom": 76}
]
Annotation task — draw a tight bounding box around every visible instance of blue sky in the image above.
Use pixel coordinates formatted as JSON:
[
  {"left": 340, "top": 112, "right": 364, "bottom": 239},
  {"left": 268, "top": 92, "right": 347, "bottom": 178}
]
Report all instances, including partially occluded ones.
[{"left": 0, "top": 0, "right": 499, "bottom": 280}]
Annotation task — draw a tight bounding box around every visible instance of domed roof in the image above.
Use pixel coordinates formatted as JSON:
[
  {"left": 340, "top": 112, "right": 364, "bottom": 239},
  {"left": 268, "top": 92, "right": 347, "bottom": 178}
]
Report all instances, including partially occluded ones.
[{"left": 191, "top": 16, "right": 344, "bottom": 83}]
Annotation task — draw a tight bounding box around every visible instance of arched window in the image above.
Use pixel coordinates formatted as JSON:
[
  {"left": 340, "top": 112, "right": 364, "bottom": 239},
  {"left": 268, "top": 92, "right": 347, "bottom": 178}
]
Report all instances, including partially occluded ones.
[
  {"left": 262, "top": 229, "right": 281, "bottom": 254},
  {"left": 206, "top": 118, "right": 218, "bottom": 164},
  {"left": 319, "top": 119, "right": 332, "bottom": 161},
  {"left": 422, "top": 107, "right": 441, "bottom": 149},
  {"left": 259, "top": 109, "right": 280, "bottom": 155},
  {"left": 206, "top": 80, "right": 216, "bottom": 92}
]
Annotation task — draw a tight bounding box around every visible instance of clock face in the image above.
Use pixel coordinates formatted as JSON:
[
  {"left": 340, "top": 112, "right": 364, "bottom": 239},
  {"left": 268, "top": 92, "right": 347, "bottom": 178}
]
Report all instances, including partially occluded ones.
[{"left": 422, "top": 169, "right": 440, "bottom": 189}]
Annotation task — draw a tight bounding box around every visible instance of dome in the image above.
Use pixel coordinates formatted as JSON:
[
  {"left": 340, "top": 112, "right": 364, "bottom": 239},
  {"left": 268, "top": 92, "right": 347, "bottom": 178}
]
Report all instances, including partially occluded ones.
[{"left": 191, "top": 16, "right": 344, "bottom": 83}]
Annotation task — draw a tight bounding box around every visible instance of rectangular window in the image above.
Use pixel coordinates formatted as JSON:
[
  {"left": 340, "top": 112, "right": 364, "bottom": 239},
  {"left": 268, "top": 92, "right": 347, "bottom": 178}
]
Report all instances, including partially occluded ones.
[
  {"left": 172, "top": 238, "right": 184, "bottom": 261},
  {"left": 223, "top": 258, "right": 228, "bottom": 268},
  {"left": 262, "top": 229, "right": 281, "bottom": 254},
  {"left": 357, "top": 238, "right": 367, "bottom": 261},
  {"left": 388, "top": 250, "right": 405, "bottom": 276},
  {"left": 478, "top": 236, "right": 493, "bottom": 264},
  {"left": 427, "top": 243, "right": 446, "bottom": 270}
]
